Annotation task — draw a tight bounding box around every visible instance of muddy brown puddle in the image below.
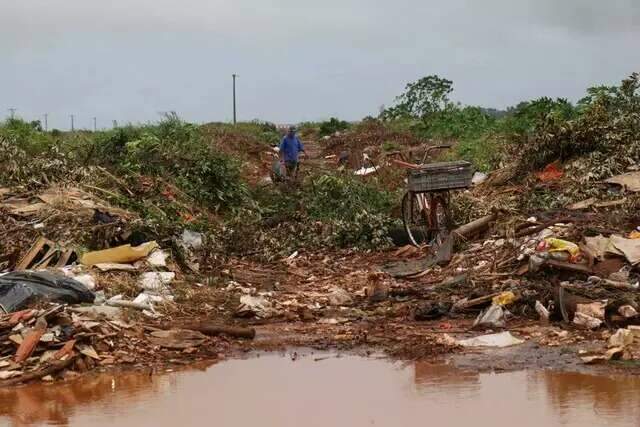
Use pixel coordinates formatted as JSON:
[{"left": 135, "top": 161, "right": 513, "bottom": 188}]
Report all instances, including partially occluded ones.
[{"left": 1, "top": 352, "right": 639, "bottom": 426}]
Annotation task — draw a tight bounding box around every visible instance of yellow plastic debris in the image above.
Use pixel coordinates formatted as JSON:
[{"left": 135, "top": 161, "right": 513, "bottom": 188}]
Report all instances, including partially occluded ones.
[
  {"left": 629, "top": 230, "right": 640, "bottom": 240},
  {"left": 544, "top": 238, "right": 580, "bottom": 257},
  {"left": 492, "top": 291, "right": 517, "bottom": 306},
  {"left": 81, "top": 241, "right": 159, "bottom": 266}
]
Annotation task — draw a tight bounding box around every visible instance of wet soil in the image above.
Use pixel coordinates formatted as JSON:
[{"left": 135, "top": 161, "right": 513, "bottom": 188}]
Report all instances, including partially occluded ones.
[{"left": 2, "top": 351, "right": 640, "bottom": 427}]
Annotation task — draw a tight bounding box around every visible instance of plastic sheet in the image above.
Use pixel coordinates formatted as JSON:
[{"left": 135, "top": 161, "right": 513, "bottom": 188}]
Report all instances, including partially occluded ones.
[{"left": 0, "top": 271, "right": 95, "bottom": 314}]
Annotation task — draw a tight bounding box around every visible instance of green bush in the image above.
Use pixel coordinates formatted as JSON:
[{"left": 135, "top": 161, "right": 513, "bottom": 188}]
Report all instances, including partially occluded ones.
[
  {"left": 121, "top": 117, "right": 248, "bottom": 210},
  {"left": 304, "top": 175, "right": 397, "bottom": 248},
  {"left": 0, "top": 118, "right": 53, "bottom": 155},
  {"left": 319, "top": 118, "right": 350, "bottom": 136},
  {"left": 501, "top": 97, "right": 577, "bottom": 137},
  {"left": 516, "top": 73, "right": 640, "bottom": 172},
  {"left": 0, "top": 115, "right": 249, "bottom": 212}
]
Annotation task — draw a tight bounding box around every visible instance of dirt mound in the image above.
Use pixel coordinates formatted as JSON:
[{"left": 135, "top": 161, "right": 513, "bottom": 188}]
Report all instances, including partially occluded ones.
[{"left": 320, "top": 121, "right": 427, "bottom": 168}]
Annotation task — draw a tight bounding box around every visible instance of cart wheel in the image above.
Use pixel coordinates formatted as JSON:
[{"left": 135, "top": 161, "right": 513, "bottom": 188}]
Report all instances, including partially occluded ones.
[
  {"left": 402, "top": 192, "right": 430, "bottom": 246},
  {"left": 402, "top": 192, "right": 452, "bottom": 248}
]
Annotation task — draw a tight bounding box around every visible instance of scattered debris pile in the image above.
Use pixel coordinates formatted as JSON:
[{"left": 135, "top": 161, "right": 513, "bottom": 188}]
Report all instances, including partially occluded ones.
[{"left": 0, "top": 301, "right": 254, "bottom": 386}]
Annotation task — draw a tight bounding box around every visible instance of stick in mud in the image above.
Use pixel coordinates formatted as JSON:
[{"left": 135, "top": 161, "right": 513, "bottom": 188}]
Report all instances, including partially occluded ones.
[{"left": 157, "top": 322, "right": 256, "bottom": 339}]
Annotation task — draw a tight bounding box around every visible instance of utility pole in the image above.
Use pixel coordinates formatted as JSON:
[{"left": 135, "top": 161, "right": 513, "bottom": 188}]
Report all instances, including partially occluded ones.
[
  {"left": 232, "top": 73, "right": 238, "bottom": 125},
  {"left": 70, "top": 114, "right": 75, "bottom": 132},
  {"left": 44, "top": 114, "right": 48, "bottom": 131},
  {"left": 112, "top": 120, "right": 118, "bottom": 129},
  {"left": 8, "top": 108, "right": 16, "bottom": 119},
  {"left": 93, "top": 117, "right": 97, "bottom": 132}
]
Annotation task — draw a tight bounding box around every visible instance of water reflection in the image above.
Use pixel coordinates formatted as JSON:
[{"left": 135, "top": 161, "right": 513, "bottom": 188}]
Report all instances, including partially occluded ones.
[
  {"left": 414, "top": 362, "right": 640, "bottom": 426},
  {"left": 0, "top": 364, "right": 212, "bottom": 427},
  {"left": 413, "top": 362, "right": 481, "bottom": 395},
  {"left": 533, "top": 371, "right": 640, "bottom": 421},
  {"left": 1, "top": 355, "right": 639, "bottom": 427}
]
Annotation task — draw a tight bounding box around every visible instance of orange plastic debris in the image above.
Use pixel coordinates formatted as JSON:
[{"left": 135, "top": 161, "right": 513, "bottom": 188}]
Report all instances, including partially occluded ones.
[
  {"left": 54, "top": 340, "right": 77, "bottom": 360},
  {"left": 14, "top": 317, "right": 47, "bottom": 363},
  {"left": 536, "top": 163, "right": 564, "bottom": 182},
  {"left": 629, "top": 230, "right": 640, "bottom": 239},
  {"left": 9, "top": 309, "right": 35, "bottom": 326}
]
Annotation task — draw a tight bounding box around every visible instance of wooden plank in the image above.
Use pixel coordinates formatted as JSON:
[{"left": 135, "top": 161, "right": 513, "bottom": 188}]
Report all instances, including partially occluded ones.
[
  {"left": 32, "top": 246, "right": 57, "bottom": 269},
  {"left": 452, "top": 292, "right": 501, "bottom": 312},
  {"left": 15, "top": 237, "right": 50, "bottom": 271},
  {"left": 55, "top": 249, "right": 75, "bottom": 268}
]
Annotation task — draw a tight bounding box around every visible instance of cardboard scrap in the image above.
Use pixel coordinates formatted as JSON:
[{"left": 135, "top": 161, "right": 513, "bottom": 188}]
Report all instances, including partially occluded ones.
[
  {"left": 605, "top": 171, "right": 640, "bottom": 192},
  {"left": 609, "top": 235, "right": 640, "bottom": 265},
  {"left": 583, "top": 234, "right": 640, "bottom": 264}
]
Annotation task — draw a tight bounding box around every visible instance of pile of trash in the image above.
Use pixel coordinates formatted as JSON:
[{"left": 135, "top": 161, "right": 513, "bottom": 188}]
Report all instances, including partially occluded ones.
[
  {"left": 0, "top": 186, "right": 139, "bottom": 271},
  {"left": 0, "top": 209, "right": 262, "bottom": 385},
  {"left": 0, "top": 297, "right": 253, "bottom": 385}
]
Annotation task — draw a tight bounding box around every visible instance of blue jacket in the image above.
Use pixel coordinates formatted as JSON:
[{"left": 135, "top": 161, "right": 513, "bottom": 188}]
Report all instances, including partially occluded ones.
[{"left": 279, "top": 135, "right": 304, "bottom": 162}]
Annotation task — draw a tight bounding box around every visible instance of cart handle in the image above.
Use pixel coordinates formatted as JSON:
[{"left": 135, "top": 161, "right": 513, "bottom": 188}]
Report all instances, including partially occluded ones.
[{"left": 421, "top": 144, "right": 452, "bottom": 164}]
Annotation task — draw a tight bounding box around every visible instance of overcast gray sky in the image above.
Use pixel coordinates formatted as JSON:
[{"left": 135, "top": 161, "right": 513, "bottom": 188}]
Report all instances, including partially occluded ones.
[{"left": 1, "top": 0, "right": 639, "bottom": 129}]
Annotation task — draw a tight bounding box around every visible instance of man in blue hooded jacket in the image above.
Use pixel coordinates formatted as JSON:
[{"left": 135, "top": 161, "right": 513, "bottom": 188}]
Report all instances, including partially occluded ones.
[{"left": 279, "top": 126, "right": 305, "bottom": 180}]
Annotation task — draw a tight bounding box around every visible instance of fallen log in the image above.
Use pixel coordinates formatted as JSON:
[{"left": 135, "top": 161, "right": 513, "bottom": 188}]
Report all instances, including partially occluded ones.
[
  {"left": 452, "top": 214, "right": 497, "bottom": 241},
  {"left": 430, "top": 215, "right": 497, "bottom": 267},
  {"left": 157, "top": 322, "right": 256, "bottom": 339}
]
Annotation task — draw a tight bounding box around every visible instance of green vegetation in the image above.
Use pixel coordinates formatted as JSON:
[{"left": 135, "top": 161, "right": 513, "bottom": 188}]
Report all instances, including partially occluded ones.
[
  {"left": 318, "top": 117, "right": 350, "bottom": 136},
  {"left": 0, "top": 114, "right": 248, "bottom": 214},
  {"left": 3, "top": 71, "right": 639, "bottom": 256},
  {"left": 0, "top": 114, "right": 395, "bottom": 256},
  {"left": 517, "top": 73, "right": 640, "bottom": 173},
  {"left": 380, "top": 76, "right": 505, "bottom": 170},
  {"left": 381, "top": 75, "right": 454, "bottom": 120},
  {"left": 222, "top": 175, "right": 399, "bottom": 259}
]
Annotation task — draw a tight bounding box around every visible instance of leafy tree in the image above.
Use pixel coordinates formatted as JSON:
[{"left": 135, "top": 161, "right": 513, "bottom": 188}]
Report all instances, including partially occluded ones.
[
  {"left": 29, "top": 120, "right": 43, "bottom": 132},
  {"left": 578, "top": 73, "right": 640, "bottom": 113},
  {"left": 382, "top": 75, "right": 454, "bottom": 120},
  {"left": 577, "top": 85, "right": 620, "bottom": 109}
]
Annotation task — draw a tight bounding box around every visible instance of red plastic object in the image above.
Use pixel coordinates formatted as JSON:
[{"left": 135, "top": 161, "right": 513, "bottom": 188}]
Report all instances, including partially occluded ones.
[{"left": 536, "top": 163, "right": 563, "bottom": 182}]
